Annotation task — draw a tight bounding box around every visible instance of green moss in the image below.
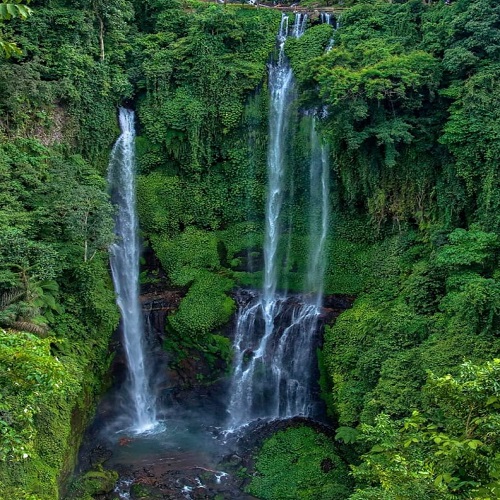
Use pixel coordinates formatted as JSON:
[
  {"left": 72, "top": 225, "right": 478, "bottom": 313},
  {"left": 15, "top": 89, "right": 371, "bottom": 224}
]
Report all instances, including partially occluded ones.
[
  {"left": 323, "top": 227, "right": 500, "bottom": 427},
  {"left": 217, "top": 222, "right": 264, "bottom": 264},
  {"left": 152, "top": 228, "right": 222, "bottom": 285},
  {"left": 285, "top": 24, "right": 334, "bottom": 83},
  {"left": 247, "top": 426, "right": 352, "bottom": 500},
  {"left": 66, "top": 467, "right": 118, "bottom": 500},
  {"left": 168, "top": 270, "right": 235, "bottom": 339}
]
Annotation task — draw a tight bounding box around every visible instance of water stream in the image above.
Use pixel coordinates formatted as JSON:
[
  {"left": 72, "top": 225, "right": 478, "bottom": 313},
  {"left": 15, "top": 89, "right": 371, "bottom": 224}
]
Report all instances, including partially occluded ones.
[
  {"left": 320, "top": 11, "right": 340, "bottom": 51},
  {"left": 107, "top": 108, "right": 157, "bottom": 434},
  {"left": 307, "top": 115, "right": 330, "bottom": 302},
  {"left": 226, "top": 14, "right": 333, "bottom": 431}
]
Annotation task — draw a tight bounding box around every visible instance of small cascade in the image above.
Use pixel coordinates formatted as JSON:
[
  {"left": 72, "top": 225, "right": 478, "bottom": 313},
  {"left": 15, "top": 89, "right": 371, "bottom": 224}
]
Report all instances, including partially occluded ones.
[
  {"left": 107, "top": 108, "right": 157, "bottom": 433},
  {"left": 292, "top": 12, "right": 308, "bottom": 37},
  {"left": 227, "top": 15, "right": 329, "bottom": 431},
  {"left": 319, "top": 12, "right": 340, "bottom": 52},
  {"left": 319, "top": 12, "right": 333, "bottom": 26},
  {"left": 227, "top": 291, "right": 322, "bottom": 429}
]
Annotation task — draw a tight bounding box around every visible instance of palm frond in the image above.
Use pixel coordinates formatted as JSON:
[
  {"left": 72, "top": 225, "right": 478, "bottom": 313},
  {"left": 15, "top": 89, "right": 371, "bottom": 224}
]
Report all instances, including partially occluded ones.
[
  {"left": 0, "top": 288, "right": 24, "bottom": 309},
  {"left": 11, "top": 321, "right": 48, "bottom": 337}
]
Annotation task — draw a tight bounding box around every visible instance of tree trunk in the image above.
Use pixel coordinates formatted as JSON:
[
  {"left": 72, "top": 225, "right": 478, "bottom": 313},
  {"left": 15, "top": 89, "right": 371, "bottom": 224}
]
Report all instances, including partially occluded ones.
[{"left": 98, "top": 14, "right": 105, "bottom": 61}]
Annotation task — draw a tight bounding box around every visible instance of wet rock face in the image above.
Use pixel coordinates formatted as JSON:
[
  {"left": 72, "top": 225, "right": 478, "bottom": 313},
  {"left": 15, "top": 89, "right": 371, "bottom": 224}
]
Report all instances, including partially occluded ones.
[
  {"left": 140, "top": 289, "right": 183, "bottom": 337},
  {"left": 66, "top": 468, "right": 119, "bottom": 499},
  {"left": 323, "top": 294, "right": 355, "bottom": 314}
]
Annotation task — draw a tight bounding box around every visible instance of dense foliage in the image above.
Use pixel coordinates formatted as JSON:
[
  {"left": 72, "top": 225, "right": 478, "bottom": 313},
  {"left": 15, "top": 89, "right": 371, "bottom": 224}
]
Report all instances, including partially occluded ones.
[
  {"left": 0, "top": 1, "right": 128, "bottom": 497},
  {"left": 0, "top": 1, "right": 279, "bottom": 497},
  {"left": 292, "top": 1, "right": 500, "bottom": 497},
  {"left": 344, "top": 359, "right": 500, "bottom": 499},
  {"left": 1, "top": 0, "right": 500, "bottom": 498},
  {"left": 248, "top": 426, "right": 353, "bottom": 499}
]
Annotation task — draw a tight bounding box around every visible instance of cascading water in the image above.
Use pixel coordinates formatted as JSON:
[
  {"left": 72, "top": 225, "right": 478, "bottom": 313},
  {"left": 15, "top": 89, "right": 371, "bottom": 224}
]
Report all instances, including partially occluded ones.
[
  {"left": 319, "top": 12, "right": 339, "bottom": 52},
  {"left": 107, "top": 107, "right": 157, "bottom": 433},
  {"left": 261, "top": 13, "right": 294, "bottom": 326},
  {"left": 291, "top": 12, "right": 308, "bottom": 38},
  {"left": 226, "top": 14, "right": 332, "bottom": 431},
  {"left": 307, "top": 116, "right": 330, "bottom": 303},
  {"left": 320, "top": 12, "right": 333, "bottom": 25}
]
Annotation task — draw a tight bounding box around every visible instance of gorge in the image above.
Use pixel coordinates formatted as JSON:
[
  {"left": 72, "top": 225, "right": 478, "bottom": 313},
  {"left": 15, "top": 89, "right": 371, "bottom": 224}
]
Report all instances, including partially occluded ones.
[{"left": 0, "top": 1, "right": 500, "bottom": 499}]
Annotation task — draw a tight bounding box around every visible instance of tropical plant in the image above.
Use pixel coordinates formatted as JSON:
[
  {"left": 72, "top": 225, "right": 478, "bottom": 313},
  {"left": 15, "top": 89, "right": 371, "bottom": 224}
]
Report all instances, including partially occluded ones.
[{"left": 0, "top": 0, "right": 32, "bottom": 57}]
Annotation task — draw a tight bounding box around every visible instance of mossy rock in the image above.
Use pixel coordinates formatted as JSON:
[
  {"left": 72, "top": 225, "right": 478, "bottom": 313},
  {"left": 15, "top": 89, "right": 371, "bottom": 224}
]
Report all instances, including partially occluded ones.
[
  {"left": 131, "top": 482, "right": 162, "bottom": 499},
  {"left": 69, "top": 468, "right": 119, "bottom": 499}
]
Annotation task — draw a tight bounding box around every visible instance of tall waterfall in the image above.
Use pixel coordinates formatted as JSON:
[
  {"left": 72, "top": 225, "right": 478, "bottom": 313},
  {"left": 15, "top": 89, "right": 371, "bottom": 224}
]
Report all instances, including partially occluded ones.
[
  {"left": 262, "top": 13, "right": 294, "bottom": 322},
  {"left": 108, "top": 108, "right": 157, "bottom": 433},
  {"left": 226, "top": 14, "right": 333, "bottom": 431}
]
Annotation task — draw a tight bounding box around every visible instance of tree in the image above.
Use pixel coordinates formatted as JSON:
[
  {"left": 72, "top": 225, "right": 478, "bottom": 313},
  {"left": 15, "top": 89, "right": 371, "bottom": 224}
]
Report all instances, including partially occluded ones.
[
  {"left": 0, "top": 230, "right": 61, "bottom": 335},
  {"left": 76, "top": 0, "right": 133, "bottom": 61},
  {"left": 0, "top": 0, "right": 32, "bottom": 57},
  {"left": 346, "top": 359, "right": 500, "bottom": 499},
  {"left": 39, "top": 156, "right": 115, "bottom": 263}
]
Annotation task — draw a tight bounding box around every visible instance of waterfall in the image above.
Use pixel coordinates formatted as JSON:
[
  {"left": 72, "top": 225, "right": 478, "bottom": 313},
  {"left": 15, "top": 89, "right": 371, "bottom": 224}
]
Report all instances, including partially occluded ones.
[
  {"left": 108, "top": 108, "right": 157, "bottom": 434},
  {"left": 320, "top": 12, "right": 332, "bottom": 25},
  {"left": 262, "top": 13, "right": 293, "bottom": 321},
  {"left": 227, "top": 14, "right": 330, "bottom": 431},
  {"left": 227, "top": 291, "right": 322, "bottom": 429},
  {"left": 291, "top": 12, "right": 308, "bottom": 38},
  {"left": 307, "top": 116, "right": 329, "bottom": 304}
]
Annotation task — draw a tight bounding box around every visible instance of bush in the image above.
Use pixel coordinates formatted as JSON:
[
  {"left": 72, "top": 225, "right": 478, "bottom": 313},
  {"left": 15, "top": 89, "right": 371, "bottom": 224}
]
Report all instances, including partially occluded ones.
[
  {"left": 248, "top": 426, "right": 352, "bottom": 500},
  {"left": 167, "top": 270, "right": 235, "bottom": 339}
]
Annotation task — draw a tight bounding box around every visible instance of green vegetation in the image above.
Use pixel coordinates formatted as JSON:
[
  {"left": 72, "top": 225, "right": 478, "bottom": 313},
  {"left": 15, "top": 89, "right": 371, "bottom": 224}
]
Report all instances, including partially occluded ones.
[
  {"left": 248, "top": 425, "right": 353, "bottom": 499},
  {"left": 0, "top": 138, "right": 119, "bottom": 498},
  {"left": 0, "top": 2, "right": 279, "bottom": 497},
  {"left": 0, "top": 0, "right": 500, "bottom": 498},
  {"left": 132, "top": 2, "right": 280, "bottom": 370},
  {"left": 0, "top": 0, "right": 32, "bottom": 57},
  {"left": 65, "top": 467, "right": 119, "bottom": 500},
  {"left": 298, "top": 1, "right": 500, "bottom": 497},
  {"left": 0, "top": 0, "right": 127, "bottom": 497},
  {"left": 345, "top": 359, "right": 500, "bottom": 499}
]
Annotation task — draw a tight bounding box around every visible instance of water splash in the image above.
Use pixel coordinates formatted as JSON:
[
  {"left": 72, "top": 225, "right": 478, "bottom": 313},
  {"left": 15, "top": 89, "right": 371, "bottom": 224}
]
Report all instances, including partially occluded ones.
[
  {"left": 114, "top": 478, "right": 133, "bottom": 499},
  {"left": 107, "top": 108, "right": 157, "bottom": 434}
]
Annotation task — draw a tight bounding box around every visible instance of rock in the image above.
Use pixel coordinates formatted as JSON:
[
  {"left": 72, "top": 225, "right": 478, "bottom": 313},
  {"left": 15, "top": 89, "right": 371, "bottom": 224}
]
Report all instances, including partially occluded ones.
[
  {"left": 227, "top": 454, "right": 243, "bottom": 466},
  {"left": 72, "top": 468, "right": 119, "bottom": 497}
]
